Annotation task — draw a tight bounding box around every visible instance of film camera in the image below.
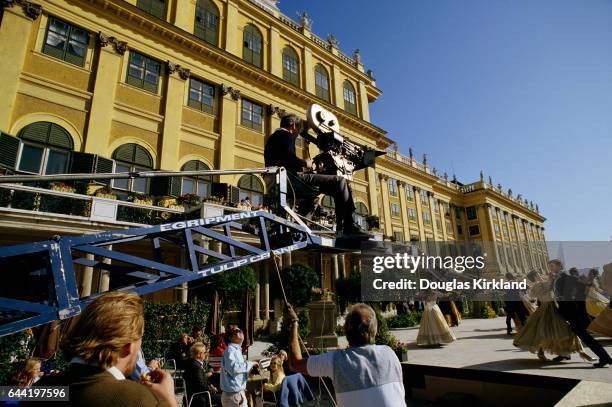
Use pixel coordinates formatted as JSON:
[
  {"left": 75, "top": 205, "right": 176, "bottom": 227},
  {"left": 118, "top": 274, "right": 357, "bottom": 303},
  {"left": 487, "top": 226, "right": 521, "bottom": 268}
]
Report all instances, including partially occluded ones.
[{"left": 282, "top": 104, "right": 385, "bottom": 224}]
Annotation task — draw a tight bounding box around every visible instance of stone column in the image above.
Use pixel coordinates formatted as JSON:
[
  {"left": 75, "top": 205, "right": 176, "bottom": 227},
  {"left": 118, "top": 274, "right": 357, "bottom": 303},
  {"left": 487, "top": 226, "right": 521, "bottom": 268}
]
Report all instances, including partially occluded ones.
[
  {"left": 480, "top": 204, "right": 500, "bottom": 272},
  {"left": 358, "top": 81, "right": 370, "bottom": 122},
  {"left": 338, "top": 254, "right": 346, "bottom": 279},
  {"left": 439, "top": 200, "right": 449, "bottom": 240},
  {"left": 493, "top": 208, "right": 507, "bottom": 270},
  {"left": 269, "top": 27, "right": 282, "bottom": 77},
  {"left": 223, "top": 1, "right": 240, "bottom": 55},
  {"left": 331, "top": 64, "right": 344, "bottom": 107},
  {"left": 302, "top": 48, "right": 314, "bottom": 93},
  {"left": 331, "top": 254, "right": 339, "bottom": 281},
  {"left": 218, "top": 88, "right": 239, "bottom": 183},
  {"left": 173, "top": 0, "right": 196, "bottom": 32},
  {"left": 379, "top": 174, "right": 393, "bottom": 237},
  {"left": 504, "top": 212, "right": 518, "bottom": 273},
  {"left": 397, "top": 181, "right": 411, "bottom": 242},
  {"left": 160, "top": 63, "right": 189, "bottom": 169},
  {"left": 80, "top": 253, "right": 94, "bottom": 297},
  {"left": 263, "top": 267, "right": 270, "bottom": 321},
  {"left": 449, "top": 204, "right": 460, "bottom": 240},
  {"left": 366, "top": 168, "right": 379, "bottom": 217},
  {"left": 512, "top": 215, "right": 528, "bottom": 271},
  {"left": 85, "top": 33, "right": 126, "bottom": 153},
  {"left": 0, "top": 3, "right": 41, "bottom": 131},
  {"left": 428, "top": 193, "right": 440, "bottom": 246},
  {"left": 413, "top": 187, "right": 426, "bottom": 242}
]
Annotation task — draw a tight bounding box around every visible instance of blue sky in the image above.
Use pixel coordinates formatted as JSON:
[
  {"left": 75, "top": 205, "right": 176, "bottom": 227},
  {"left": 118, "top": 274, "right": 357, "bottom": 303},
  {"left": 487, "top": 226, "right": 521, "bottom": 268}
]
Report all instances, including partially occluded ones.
[{"left": 280, "top": 0, "right": 612, "bottom": 241}]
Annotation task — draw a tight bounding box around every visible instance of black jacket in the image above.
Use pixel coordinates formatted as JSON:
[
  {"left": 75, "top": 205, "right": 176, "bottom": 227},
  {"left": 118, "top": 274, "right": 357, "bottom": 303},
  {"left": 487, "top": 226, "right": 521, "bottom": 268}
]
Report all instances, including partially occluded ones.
[
  {"left": 264, "top": 128, "right": 306, "bottom": 174},
  {"left": 183, "top": 359, "right": 210, "bottom": 400}
]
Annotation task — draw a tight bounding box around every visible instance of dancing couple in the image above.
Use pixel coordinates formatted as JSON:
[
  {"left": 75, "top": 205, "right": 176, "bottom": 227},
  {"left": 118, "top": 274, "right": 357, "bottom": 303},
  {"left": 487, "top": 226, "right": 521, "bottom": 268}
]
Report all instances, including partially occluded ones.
[{"left": 514, "top": 259, "right": 611, "bottom": 368}]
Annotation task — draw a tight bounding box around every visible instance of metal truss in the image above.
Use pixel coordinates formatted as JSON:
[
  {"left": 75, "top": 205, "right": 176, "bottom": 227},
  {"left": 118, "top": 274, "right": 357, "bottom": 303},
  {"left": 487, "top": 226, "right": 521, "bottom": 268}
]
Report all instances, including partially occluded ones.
[{"left": 0, "top": 166, "right": 334, "bottom": 337}]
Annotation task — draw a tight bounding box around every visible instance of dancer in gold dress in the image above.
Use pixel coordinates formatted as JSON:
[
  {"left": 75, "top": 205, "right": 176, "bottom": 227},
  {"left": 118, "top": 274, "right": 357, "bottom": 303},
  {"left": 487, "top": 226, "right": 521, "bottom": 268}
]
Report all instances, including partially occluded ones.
[
  {"left": 513, "top": 271, "right": 591, "bottom": 361},
  {"left": 417, "top": 290, "right": 456, "bottom": 346},
  {"left": 585, "top": 269, "right": 610, "bottom": 318},
  {"left": 588, "top": 263, "right": 612, "bottom": 337}
]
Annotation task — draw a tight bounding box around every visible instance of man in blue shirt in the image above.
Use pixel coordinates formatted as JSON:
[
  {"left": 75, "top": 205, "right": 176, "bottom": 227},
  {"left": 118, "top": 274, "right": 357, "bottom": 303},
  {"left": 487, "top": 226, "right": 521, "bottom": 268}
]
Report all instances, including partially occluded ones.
[{"left": 220, "top": 328, "right": 258, "bottom": 407}]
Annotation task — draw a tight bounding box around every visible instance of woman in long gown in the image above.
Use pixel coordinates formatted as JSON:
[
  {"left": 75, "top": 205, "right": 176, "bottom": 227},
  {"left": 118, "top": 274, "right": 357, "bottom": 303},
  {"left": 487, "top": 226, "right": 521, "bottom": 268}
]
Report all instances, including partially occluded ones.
[
  {"left": 513, "top": 271, "right": 592, "bottom": 361},
  {"left": 588, "top": 263, "right": 612, "bottom": 337},
  {"left": 417, "top": 290, "right": 456, "bottom": 346},
  {"left": 585, "top": 269, "right": 610, "bottom": 318}
]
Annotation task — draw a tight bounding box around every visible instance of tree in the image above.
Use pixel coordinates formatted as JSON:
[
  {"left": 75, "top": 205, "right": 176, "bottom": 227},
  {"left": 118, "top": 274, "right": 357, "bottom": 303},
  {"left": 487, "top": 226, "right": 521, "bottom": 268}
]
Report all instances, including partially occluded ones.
[
  {"left": 211, "top": 266, "right": 256, "bottom": 312},
  {"left": 273, "top": 264, "right": 319, "bottom": 307}
]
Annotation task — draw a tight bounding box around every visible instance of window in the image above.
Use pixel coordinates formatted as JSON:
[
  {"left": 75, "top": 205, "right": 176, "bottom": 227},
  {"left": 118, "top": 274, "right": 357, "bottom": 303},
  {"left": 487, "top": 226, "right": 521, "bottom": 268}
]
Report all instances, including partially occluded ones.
[
  {"left": 494, "top": 224, "right": 500, "bottom": 234},
  {"left": 127, "top": 52, "right": 161, "bottom": 93},
  {"left": 421, "top": 190, "right": 428, "bottom": 206},
  {"left": 243, "top": 24, "right": 263, "bottom": 68},
  {"left": 457, "top": 224, "right": 463, "bottom": 235},
  {"left": 393, "top": 231, "right": 403, "bottom": 243},
  {"left": 391, "top": 203, "right": 400, "bottom": 217},
  {"left": 181, "top": 160, "right": 212, "bottom": 198},
  {"left": 137, "top": 0, "right": 166, "bottom": 19},
  {"left": 405, "top": 184, "right": 414, "bottom": 200},
  {"left": 388, "top": 178, "right": 397, "bottom": 196},
  {"left": 423, "top": 211, "right": 431, "bottom": 224},
  {"left": 17, "top": 122, "right": 74, "bottom": 175},
  {"left": 409, "top": 208, "right": 416, "bottom": 221},
  {"left": 466, "top": 206, "right": 477, "bottom": 220},
  {"left": 343, "top": 81, "right": 357, "bottom": 115},
  {"left": 188, "top": 78, "right": 216, "bottom": 114},
  {"left": 436, "top": 219, "right": 441, "bottom": 230},
  {"left": 314, "top": 64, "right": 330, "bottom": 102},
  {"left": 434, "top": 199, "right": 439, "bottom": 213},
  {"left": 455, "top": 207, "right": 462, "bottom": 220},
  {"left": 469, "top": 225, "right": 480, "bottom": 236},
  {"left": 446, "top": 221, "right": 452, "bottom": 234},
  {"left": 355, "top": 202, "right": 368, "bottom": 216},
  {"left": 355, "top": 202, "right": 368, "bottom": 228},
  {"left": 112, "top": 143, "right": 153, "bottom": 193},
  {"left": 282, "top": 47, "right": 300, "bottom": 86},
  {"left": 238, "top": 175, "right": 264, "bottom": 207},
  {"left": 43, "top": 17, "right": 89, "bottom": 67},
  {"left": 195, "top": 0, "right": 219, "bottom": 46},
  {"left": 321, "top": 195, "right": 335, "bottom": 212},
  {"left": 241, "top": 99, "right": 263, "bottom": 131}
]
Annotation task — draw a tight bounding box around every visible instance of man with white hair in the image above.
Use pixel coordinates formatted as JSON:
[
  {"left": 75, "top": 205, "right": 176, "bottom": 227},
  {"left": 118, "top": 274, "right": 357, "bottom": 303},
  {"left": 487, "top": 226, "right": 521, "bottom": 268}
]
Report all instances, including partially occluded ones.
[{"left": 286, "top": 303, "right": 406, "bottom": 406}]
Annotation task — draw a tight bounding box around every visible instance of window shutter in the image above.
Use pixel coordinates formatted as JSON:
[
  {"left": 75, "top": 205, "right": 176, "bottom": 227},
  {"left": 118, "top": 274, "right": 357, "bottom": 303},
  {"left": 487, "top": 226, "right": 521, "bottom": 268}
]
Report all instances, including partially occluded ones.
[
  {"left": 0, "top": 132, "right": 20, "bottom": 171},
  {"left": 151, "top": 176, "right": 181, "bottom": 197},
  {"left": 19, "top": 122, "right": 49, "bottom": 144},
  {"left": 95, "top": 156, "right": 114, "bottom": 174},
  {"left": 48, "top": 124, "right": 73, "bottom": 149},
  {"left": 134, "top": 145, "right": 153, "bottom": 167},
  {"left": 70, "top": 152, "right": 96, "bottom": 173}
]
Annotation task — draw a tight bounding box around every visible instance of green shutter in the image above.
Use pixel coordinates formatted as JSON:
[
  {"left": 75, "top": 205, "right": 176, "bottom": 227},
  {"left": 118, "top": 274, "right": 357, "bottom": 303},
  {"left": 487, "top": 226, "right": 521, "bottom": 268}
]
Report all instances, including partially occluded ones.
[
  {"left": 19, "top": 122, "right": 49, "bottom": 144},
  {"left": 70, "top": 152, "right": 96, "bottom": 173},
  {"left": 0, "top": 132, "right": 20, "bottom": 170},
  {"left": 134, "top": 145, "right": 153, "bottom": 167},
  {"left": 95, "top": 156, "right": 114, "bottom": 174},
  {"left": 48, "top": 124, "right": 73, "bottom": 149},
  {"left": 151, "top": 176, "right": 180, "bottom": 197},
  {"left": 113, "top": 144, "right": 134, "bottom": 163}
]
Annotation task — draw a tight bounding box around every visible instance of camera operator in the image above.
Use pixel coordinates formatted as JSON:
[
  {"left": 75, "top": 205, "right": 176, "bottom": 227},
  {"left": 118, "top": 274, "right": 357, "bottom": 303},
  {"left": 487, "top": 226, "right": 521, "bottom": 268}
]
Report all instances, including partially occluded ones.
[{"left": 264, "top": 113, "right": 368, "bottom": 237}]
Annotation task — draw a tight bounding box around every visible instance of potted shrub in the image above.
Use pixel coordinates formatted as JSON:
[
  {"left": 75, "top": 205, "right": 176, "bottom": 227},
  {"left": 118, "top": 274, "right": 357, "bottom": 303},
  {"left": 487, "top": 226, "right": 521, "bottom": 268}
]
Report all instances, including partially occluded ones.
[
  {"left": 93, "top": 187, "right": 117, "bottom": 200},
  {"left": 49, "top": 182, "right": 75, "bottom": 194},
  {"left": 128, "top": 193, "right": 153, "bottom": 206},
  {"left": 177, "top": 193, "right": 201, "bottom": 208}
]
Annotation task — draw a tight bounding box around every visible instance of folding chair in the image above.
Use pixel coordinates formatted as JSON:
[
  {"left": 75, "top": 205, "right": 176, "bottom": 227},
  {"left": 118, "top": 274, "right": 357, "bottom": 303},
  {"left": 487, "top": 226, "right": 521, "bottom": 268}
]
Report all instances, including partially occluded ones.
[{"left": 188, "top": 391, "right": 214, "bottom": 407}]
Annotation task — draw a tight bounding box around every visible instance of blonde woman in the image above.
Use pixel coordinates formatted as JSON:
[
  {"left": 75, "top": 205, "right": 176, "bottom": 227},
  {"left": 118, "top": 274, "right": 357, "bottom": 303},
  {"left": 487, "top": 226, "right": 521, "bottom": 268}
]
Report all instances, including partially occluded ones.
[
  {"left": 10, "top": 358, "right": 43, "bottom": 387},
  {"left": 263, "top": 356, "right": 285, "bottom": 393},
  {"left": 184, "top": 342, "right": 219, "bottom": 407},
  {"left": 416, "top": 290, "right": 456, "bottom": 346}
]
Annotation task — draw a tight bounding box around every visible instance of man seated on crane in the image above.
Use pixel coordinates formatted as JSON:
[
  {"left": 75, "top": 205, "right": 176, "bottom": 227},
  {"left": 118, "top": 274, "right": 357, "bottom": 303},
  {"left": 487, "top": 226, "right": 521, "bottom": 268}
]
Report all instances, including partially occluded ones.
[{"left": 264, "top": 113, "right": 368, "bottom": 237}]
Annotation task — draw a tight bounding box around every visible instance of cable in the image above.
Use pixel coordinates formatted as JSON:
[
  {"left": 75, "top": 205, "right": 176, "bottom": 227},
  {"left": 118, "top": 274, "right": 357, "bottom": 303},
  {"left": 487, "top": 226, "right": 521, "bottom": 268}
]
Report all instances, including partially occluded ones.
[{"left": 272, "top": 254, "right": 337, "bottom": 407}]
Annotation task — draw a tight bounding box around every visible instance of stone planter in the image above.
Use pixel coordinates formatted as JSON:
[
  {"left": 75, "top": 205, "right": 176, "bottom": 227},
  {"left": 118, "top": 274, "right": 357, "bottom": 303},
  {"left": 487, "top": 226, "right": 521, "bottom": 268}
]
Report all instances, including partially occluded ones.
[
  {"left": 157, "top": 197, "right": 177, "bottom": 208},
  {"left": 307, "top": 300, "right": 338, "bottom": 348}
]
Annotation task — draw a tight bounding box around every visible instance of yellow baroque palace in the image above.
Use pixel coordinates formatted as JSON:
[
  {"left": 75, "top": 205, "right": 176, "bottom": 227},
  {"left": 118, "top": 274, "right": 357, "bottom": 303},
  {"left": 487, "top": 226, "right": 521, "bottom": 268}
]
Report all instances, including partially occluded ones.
[{"left": 0, "top": 0, "right": 547, "bottom": 314}]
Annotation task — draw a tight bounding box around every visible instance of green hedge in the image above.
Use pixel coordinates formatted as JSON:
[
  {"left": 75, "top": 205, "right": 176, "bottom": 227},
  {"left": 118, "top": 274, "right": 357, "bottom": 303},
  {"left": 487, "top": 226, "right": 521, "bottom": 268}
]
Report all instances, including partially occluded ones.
[
  {"left": 142, "top": 300, "right": 210, "bottom": 361},
  {"left": 0, "top": 330, "right": 34, "bottom": 385},
  {"left": 385, "top": 312, "right": 421, "bottom": 329}
]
